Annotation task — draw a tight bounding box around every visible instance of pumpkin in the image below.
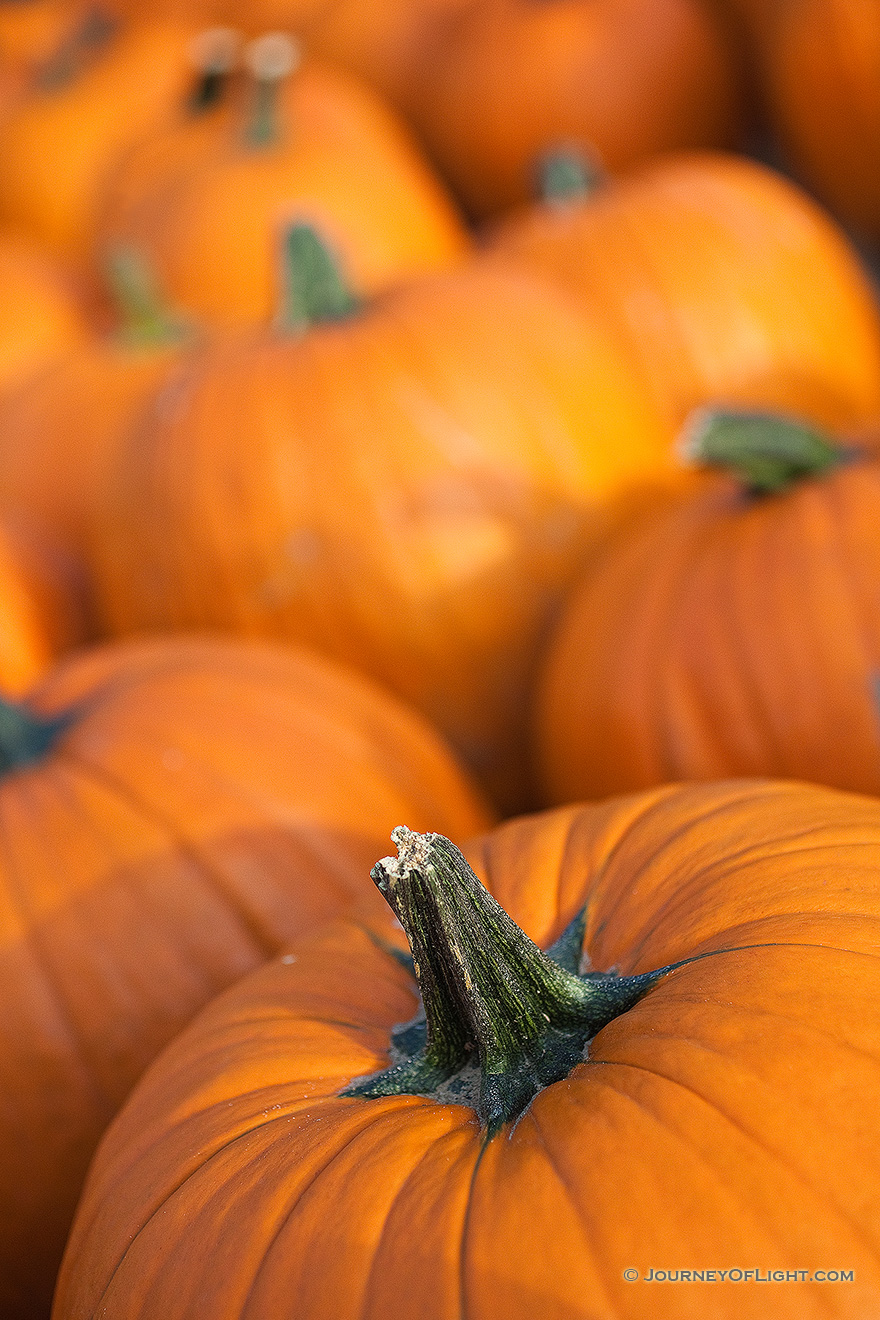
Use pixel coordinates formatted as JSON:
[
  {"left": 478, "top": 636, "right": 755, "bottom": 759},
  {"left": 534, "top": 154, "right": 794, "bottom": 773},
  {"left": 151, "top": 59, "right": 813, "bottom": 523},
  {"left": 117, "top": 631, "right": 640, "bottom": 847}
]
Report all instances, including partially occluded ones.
[
  {"left": 0, "top": 246, "right": 193, "bottom": 631},
  {"left": 536, "top": 410, "right": 880, "bottom": 805},
  {"left": 0, "top": 514, "right": 83, "bottom": 694},
  {"left": 740, "top": 0, "right": 880, "bottom": 242},
  {"left": 88, "top": 228, "right": 674, "bottom": 812},
  {"left": 0, "top": 232, "right": 89, "bottom": 397},
  {"left": 0, "top": 16, "right": 203, "bottom": 262},
  {"left": 492, "top": 150, "right": 880, "bottom": 435},
  {"left": 54, "top": 778, "right": 880, "bottom": 1319},
  {"left": 397, "top": 0, "right": 746, "bottom": 218},
  {"left": 0, "top": 630, "right": 490, "bottom": 1320},
  {"left": 94, "top": 34, "right": 471, "bottom": 327},
  {"left": 0, "top": 0, "right": 103, "bottom": 114}
]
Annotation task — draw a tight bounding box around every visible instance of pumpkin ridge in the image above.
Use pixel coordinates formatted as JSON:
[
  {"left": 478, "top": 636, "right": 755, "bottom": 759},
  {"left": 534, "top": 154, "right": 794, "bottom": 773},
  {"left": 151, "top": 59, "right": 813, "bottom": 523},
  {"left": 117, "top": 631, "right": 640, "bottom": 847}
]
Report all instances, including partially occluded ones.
[
  {"left": 596, "top": 1040, "right": 880, "bottom": 1261},
  {"left": 53, "top": 748, "right": 284, "bottom": 960},
  {"left": 0, "top": 781, "right": 116, "bottom": 1114}
]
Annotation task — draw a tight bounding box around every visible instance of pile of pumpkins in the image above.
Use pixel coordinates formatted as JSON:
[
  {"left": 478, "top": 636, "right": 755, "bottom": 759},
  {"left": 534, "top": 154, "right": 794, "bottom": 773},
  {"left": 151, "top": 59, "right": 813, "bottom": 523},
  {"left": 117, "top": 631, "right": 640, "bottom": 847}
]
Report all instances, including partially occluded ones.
[{"left": 1, "top": 2, "right": 879, "bottom": 1317}]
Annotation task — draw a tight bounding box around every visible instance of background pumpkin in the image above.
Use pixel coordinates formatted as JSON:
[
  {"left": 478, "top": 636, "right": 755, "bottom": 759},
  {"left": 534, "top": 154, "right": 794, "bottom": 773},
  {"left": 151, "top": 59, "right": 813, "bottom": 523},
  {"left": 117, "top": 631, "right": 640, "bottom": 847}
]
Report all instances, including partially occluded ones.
[
  {"left": 53, "top": 778, "right": 880, "bottom": 1319},
  {"left": 535, "top": 411, "right": 880, "bottom": 805},
  {"left": 397, "top": 0, "right": 746, "bottom": 219},
  {"left": 740, "top": 0, "right": 880, "bottom": 242},
  {"left": 87, "top": 240, "right": 676, "bottom": 812},
  {"left": 94, "top": 36, "right": 471, "bottom": 326},
  {"left": 0, "top": 514, "right": 83, "bottom": 694},
  {"left": 0, "top": 232, "right": 88, "bottom": 398},
  {"left": 0, "top": 16, "right": 202, "bottom": 263},
  {"left": 492, "top": 150, "right": 880, "bottom": 436},
  {"left": 0, "top": 631, "right": 490, "bottom": 1320}
]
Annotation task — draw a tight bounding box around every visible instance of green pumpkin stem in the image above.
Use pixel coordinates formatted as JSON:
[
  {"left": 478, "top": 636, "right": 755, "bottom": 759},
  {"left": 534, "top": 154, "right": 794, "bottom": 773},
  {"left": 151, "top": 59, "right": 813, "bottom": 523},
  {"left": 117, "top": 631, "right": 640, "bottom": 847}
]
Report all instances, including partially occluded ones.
[
  {"left": 536, "top": 145, "right": 604, "bottom": 205},
  {"left": 344, "top": 828, "right": 692, "bottom": 1135},
  {"left": 36, "top": 7, "right": 116, "bottom": 92},
  {"left": 243, "top": 31, "right": 299, "bottom": 147},
  {"left": 279, "top": 223, "right": 361, "bottom": 332},
  {"left": 105, "top": 246, "right": 187, "bottom": 347},
  {"left": 187, "top": 27, "right": 241, "bottom": 113},
  {"left": 682, "top": 409, "right": 844, "bottom": 493},
  {"left": 0, "top": 697, "right": 70, "bottom": 775}
]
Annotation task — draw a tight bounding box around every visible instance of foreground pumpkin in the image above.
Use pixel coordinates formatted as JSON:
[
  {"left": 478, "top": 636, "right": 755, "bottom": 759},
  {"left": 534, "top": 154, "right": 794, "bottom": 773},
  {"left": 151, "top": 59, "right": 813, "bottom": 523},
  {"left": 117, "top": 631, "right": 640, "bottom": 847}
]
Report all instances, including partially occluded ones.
[
  {"left": 54, "top": 779, "right": 880, "bottom": 1319},
  {"left": 493, "top": 151, "right": 880, "bottom": 435},
  {"left": 536, "top": 410, "right": 880, "bottom": 804},
  {"left": 89, "top": 228, "right": 674, "bottom": 811},
  {"left": 0, "top": 632, "right": 490, "bottom": 1320}
]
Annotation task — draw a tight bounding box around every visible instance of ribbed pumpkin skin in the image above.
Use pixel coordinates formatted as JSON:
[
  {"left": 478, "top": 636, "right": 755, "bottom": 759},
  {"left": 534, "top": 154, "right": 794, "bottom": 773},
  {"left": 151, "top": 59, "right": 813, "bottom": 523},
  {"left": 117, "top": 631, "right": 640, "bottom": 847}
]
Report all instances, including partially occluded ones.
[
  {"left": 96, "top": 57, "right": 471, "bottom": 328},
  {"left": 54, "top": 780, "right": 880, "bottom": 1320},
  {"left": 401, "top": 0, "right": 745, "bottom": 218},
  {"left": 0, "top": 235, "right": 88, "bottom": 397},
  {"left": 0, "top": 19, "right": 200, "bottom": 261},
  {"left": 0, "top": 334, "right": 189, "bottom": 571},
  {"left": 754, "top": 0, "right": 880, "bottom": 241},
  {"left": 89, "top": 259, "right": 674, "bottom": 811},
  {"left": 536, "top": 453, "right": 880, "bottom": 805},
  {"left": 494, "top": 152, "right": 880, "bottom": 434},
  {"left": 0, "top": 633, "right": 490, "bottom": 1320}
]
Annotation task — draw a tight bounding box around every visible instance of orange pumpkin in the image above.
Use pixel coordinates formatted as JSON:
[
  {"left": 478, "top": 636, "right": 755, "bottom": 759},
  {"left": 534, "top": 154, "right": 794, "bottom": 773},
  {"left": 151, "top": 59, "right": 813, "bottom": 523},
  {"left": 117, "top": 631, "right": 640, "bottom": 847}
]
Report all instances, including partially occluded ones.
[
  {"left": 0, "top": 232, "right": 88, "bottom": 397},
  {"left": 95, "top": 36, "right": 471, "bottom": 327},
  {"left": 88, "top": 231, "right": 675, "bottom": 811},
  {"left": 536, "top": 411, "right": 880, "bottom": 805},
  {"left": 0, "top": 631, "right": 490, "bottom": 1320},
  {"left": 493, "top": 151, "right": 880, "bottom": 435},
  {"left": 0, "top": 515, "right": 83, "bottom": 694},
  {"left": 0, "top": 247, "right": 193, "bottom": 629},
  {"left": 0, "top": 16, "right": 203, "bottom": 262},
  {"left": 54, "top": 779, "right": 880, "bottom": 1319},
  {"left": 741, "top": 0, "right": 880, "bottom": 241},
  {"left": 399, "top": 0, "right": 746, "bottom": 218}
]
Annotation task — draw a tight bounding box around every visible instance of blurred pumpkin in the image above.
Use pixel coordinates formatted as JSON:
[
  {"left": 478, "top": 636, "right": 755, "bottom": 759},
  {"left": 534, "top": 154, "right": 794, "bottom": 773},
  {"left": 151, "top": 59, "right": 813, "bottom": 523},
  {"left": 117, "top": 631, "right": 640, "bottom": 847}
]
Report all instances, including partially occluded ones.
[
  {"left": 735, "top": 0, "right": 880, "bottom": 242},
  {"left": 536, "top": 410, "right": 880, "bottom": 804},
  {"left": 0, "top": 16, "right": 203, "bottom": 261},
  {"left": 492, "top": 150, "right": 880, "bottom": 435},
  {"left": 399, "top": 0, "right": 747, "bottom": 218},
  {"left": 88, "top": 228, "right": 675, "bottom": 811},
  {"left": 54, "top": 778, "right": 880, "bottom": 1320},
  {"left": 95, "top": 33, "right": 471, "bottom": 327},
  {"left": 0, "top": 246, "right": 193, "bottom": 629},
  {"left": 0, "top": 231, "right": 88, "bottom": 396},
  {"left": 0, "top": 631, "right": 491, "bottom": 1320},
  {"left": 0, "top": 514, "right": 83, "bottom": 693}
]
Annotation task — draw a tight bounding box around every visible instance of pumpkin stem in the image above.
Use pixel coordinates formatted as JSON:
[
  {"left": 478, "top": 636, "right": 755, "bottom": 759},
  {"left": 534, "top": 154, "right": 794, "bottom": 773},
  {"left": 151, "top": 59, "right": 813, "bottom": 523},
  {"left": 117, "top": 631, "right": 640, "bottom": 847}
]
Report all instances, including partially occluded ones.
[
  {"left": 680, "top": 409, "right": 845, "bottom": 493},
  {"left": 104, "top": 245, "right": 187, "bottom": 347},
  {"left": 243, "top": 31, "right": 299, "bottom": 147},
  {"left": 187, "top": 26, "right": 241, "bottom": 113},
  {"left": 36, "top": 6, "right": 116, "bottom": 92},
  {"left": 344, "top": 828, "right": 691, "bottom": 1135},
  {"left": 535, "top": 144, "right": 604, "bottom": 206},
  {"left": 0, "top": 697, "right": 70, "bottom": 775},
  {"left": 279, "top": 223, "right": 361, "bottom": 332}
]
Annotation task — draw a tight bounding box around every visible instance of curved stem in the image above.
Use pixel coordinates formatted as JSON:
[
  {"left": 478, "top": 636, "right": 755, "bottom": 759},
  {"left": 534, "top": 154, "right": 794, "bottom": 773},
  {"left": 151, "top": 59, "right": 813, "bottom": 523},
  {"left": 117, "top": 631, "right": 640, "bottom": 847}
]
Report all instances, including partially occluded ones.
[
  {"left": 187, "top": 27, "right": 241, "bottom": 113},
  {"left": 279, "top": 224, "right": 361, "bottom": 333},
  {"left": 344, "top": 828, "right": 694, "bottom": 1135},
  {"left": 681, "top": 409, "right": 845, "bottom": 493}
]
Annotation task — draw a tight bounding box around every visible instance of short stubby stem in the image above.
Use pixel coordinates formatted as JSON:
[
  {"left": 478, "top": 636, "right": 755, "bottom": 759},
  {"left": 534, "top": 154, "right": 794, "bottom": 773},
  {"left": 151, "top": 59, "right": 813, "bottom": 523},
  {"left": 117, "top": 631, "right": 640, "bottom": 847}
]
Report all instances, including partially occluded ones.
[
  {"left": 680, "top": 408, "right": 847, "bottom": 494},
  {"left": 0, "top": 697, "right": 70, "bottom": 775},
  {"left": 243, "top": 31, "right": 299, "bottom": 148},
  {"left": 344, "top": 828, "right": 693, "bottom": 1135}
]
